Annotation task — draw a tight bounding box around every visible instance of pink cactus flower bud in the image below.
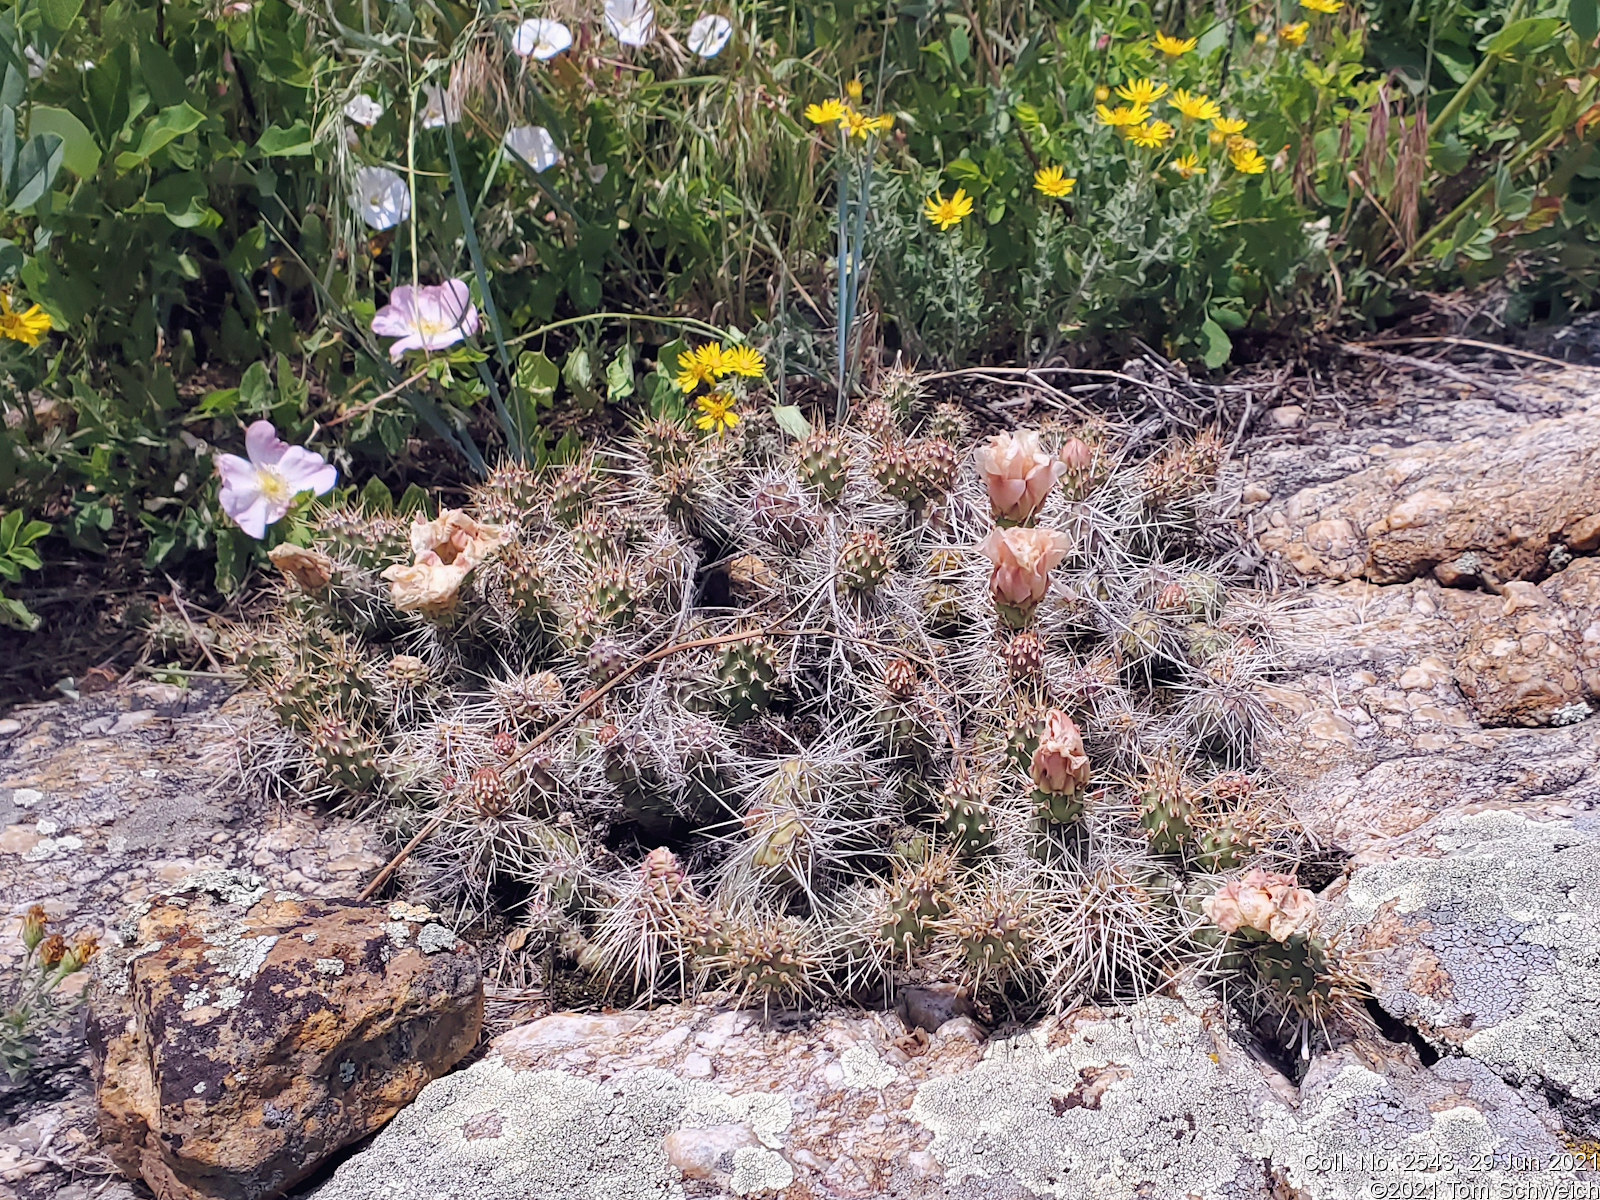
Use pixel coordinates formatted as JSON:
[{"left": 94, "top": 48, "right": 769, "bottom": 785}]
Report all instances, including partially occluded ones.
[
  {"left": 976, "top": 430, "right": 1069, "bottom": 525},
  {"left": 1030, "top": 709, "right": 1091, "bottom": 795},
  {"left": 977, "top": 526, "right": 1072, "bottom": 628},
  {"left": 1202, "top": 868, "right": 1316, "bottom": 942}
]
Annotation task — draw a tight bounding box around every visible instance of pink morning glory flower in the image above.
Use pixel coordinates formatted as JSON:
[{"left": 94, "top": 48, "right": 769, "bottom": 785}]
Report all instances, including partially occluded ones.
[
  {"left": 216, "top": 421, "right": 338, "bottom": 539},
  {"left": 371, "top": 280, "right": 481, "bottom": 361}
]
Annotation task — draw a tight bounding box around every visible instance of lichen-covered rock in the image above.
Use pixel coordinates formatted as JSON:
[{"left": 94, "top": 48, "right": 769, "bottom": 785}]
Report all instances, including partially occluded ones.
[
  {"left": 1454, "top": 559, "right": 1600, "bottom": 726},
  {"left": 311, "top": 994, "right": 1584, "bottom": 1200},
  {"left": 1322, "top": 810, "right": 1600, "bottom": 1136},
  {"left": 88, "top": 871, "right": 482, "bottom": 1200},
  {"left": 1249, "top": 372, "right": 1600, "bottom": 585}
]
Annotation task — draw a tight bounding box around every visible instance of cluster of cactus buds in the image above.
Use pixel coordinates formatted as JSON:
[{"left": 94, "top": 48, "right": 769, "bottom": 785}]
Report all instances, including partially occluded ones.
[{"left": 236, "top": 370, "right": 1319, "bottom": 1038}]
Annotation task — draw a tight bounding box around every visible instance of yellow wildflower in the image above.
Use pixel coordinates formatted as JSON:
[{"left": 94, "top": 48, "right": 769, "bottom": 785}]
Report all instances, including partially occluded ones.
[
  {"left": 1300, "top": 0, "right": 1342, "bottom": 12},
  {"left": 1279, "top": 20, "right": 1309, "bottom": 43},
  {"left": 0, "top": 293, "right": 51, "bottom": 347},
  {"left": 1128, "top": 120, "right": 1176, "bottom": 148},
  {"left": 1096, "top": 103, "right": 1152, "bottom": 129},
  {"left": 1094, "top": 85, "right": 1111, "bottom": 102},
  {"left": 1169, "top": 89, "right": 1221, "bottom": 122},
  {"left": 1227, "top": 134, "right": 1258, "bottom": 154},
  {"left": 1115, "top": 78, "right": 1168, "bottom": 107},
  {"left": 719, "top": 344, "right": 766, "bottom": 378},
  {"left": 676, "top": 344, "right": 724, "bottom": 394},
  {"left": 846, "top": 78, "right": 864, "bottom": 104},
  {"left": 694, "top": 394, "right": 741, "bottom": 436},
  {"left": 841, "top": 108, "right": 873, "bottom": 139},
  {"left": 1033, "top": 166, "right": 1076, "bottom": 198},
  {"left": 1152, "top": 32, "right": 1197, "bottom": 57},
  {"left": 924, "top": 188, "right": 974, "bottom": 231},
  {"left": 1170, "top": 153, "right": 1205, "bottom": 179},
  {"left": 1212, "top": 116, "right": 1248, "bottom": 136},
  {"left": 864, "top": 112, "right": 895, "bottom": 133},
  {"left": 804, "top": 98, "right": 848, "bottom": 125},
  {"left": 1230, "top": 144, "right": 1268, "bottom": 174}
]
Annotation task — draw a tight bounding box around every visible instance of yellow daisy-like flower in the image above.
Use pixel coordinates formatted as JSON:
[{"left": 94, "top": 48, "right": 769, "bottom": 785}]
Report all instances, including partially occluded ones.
[
  {"left": 864, "top": 113, "right": 895, "bottom": 133},
  {"left": 1127, "top": 120, "right": 1176, "bottom": 148},
  {"left": 804, "top": 98, "right": 848, "bottom": 126},
  {"left": 1227, "top": 134, "right": 1258, "bottom": 154},
  {"left": 1300, "top": 0, "right": 1342, "bottom": 12},
  {"left": 694, "top": 394, "right": 741, "bottom": 436},
  {"left": 1209, "top": 116, "right": 1248, "bottom": 146},
  {"left": 676, "top": 344, "right": 725, "bottom": 394},
  {"left": 1230, "top": 145, "right": 1268, "bottom": 174},
  {"left": 841, "top": 108, "right": 873, "bottom": 139},
  {"left": 846, "top": 78, "right": 864, "bottom": 104},
  {"left": 924, "top": 188, "right": 974, "bottom": 231},
  {"left": 1096, "top": 103, "right": 1152, "bottom": 129},
  {"left": 0, "top": 293, "right": 52, "bottom": 347},
  {"left": 1279, "top": 21, "right": 1310, "bottom": 44},
  {"left": 1114, "top": 78, "right": 1168, "bottom": 107},
  {"left": 719, "top": 344, "right": 766, "bottom": 378},
  {"left": 1170, "top": 153, "right": 1205, "bottom": 179},
  {"left": 1169, "top": 89, "right": 1221, "bottom": 122},
  {"left": 1094, "top": 85, "right": 1111, "bottom": 102},
  {"left": 1152, "top": 32, "right": 1197, "bottom": 57},
  {"left": 1033, "top": 166, "right": 1077, "bottom": 198}
]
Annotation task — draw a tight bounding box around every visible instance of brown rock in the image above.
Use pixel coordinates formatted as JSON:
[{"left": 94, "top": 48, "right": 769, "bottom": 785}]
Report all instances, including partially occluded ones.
[
  {"left": 89, "top": 872, "right": 482, "bottom": 1200},
  {"left": 1455, "top": 559, "right": 1600, "bottom": 726},
  {"left": 1252, "top": 377, "right": 1600, "bottom": 585}
]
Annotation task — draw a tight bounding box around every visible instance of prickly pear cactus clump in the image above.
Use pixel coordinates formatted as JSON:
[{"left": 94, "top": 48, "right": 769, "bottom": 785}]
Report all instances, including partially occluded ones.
[{"left": 235, "top": 374, "right": 1348, "bottom": 1031}]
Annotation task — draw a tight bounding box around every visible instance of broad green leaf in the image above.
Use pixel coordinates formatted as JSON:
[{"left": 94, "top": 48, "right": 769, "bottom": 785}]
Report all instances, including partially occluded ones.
[
  {"left": 16, "top": 519, "right": 49, "bottom": 546},
  {"left": 0, "top": 593, "right": 40, "bottom": 632},
  {"left": 1195, "top": 23, "right": 1229, "bottom": 57},
  {"left": 0, "top": 509, "right": 20, "bottom": 546},
  {"left": 29, "top": 106, "right": 99, "bottom": 177},
  {"left": 0, "top": 105, "right": 14, "bottom": 194},
  {"left": 359, "top": 477, "right": 395, "bottom": 513},
  {"left": 8, "top": 133, "right": 63, "bottom": 211},
  {"left": 113, "top": 103, "right": 205, "bottom": 172},
  {"left": 605, "top": 344, "right": 635, "bottom": 401},
  {"left": 397, "top": 483, "right": 432, "bottom": 516},
  {"left": 131, "top": 172, "right": 219, "bottom": 228},
  {"left": 1573, "top": 0, "right": 1599, "bottom": 42},
  {"left": 1484, "top": 16, "right": 1562, "bottom": 53},
  {"left": 240, "top": 361, "right": 274, "bottom": 413},
  {"left": 254, "top": 121, "right": 315, "bottom": 158},
  {"left": 1200, "top": 318, "right": 1232, "bottom": 369},
  {"left": 514, "top": 351, "right": 559, "bottom": 405},
  {"left": 771, "top": 404, "right": 812, "bottom": 440},
  {"left": 38, "top": 0, "right": 85, "bottom": 35}
]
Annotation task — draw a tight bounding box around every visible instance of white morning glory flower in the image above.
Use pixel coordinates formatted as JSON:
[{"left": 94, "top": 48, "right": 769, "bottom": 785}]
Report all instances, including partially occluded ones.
[
  {"left": 344, "top": 95, "right": 385, "bottom": 128},
  {"left": 504, "top": 125, "right": 561, "bottom": 173},
  {"left": 604, "top": 0, "right": 655, "bottom": 46},
  {"left": 420, "top": 83, "right": 461, "bottom": 129},
  {"left": 687, "top": 14, "right": 732, "bottom": 57},
  {"left": 513, "top": 18, "right": 574, "bottom": 60},
  {"left": 353, "top": 167, "right": 410, "bottom": 231}
]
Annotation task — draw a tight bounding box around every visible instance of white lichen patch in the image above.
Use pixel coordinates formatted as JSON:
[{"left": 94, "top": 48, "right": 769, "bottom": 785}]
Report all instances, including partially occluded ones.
[
  {"left": 181, "top": 985, "right": 213, "bottom": 1011},
  {"left": 383, "top": 921, "right": 411, "bottom": 945},
  {"left": 911, "top": 996, "right": 1287, "bottom": 1199},
  {"left": 22, "top": 834, "right": 83, "bottom": 861},
  {"left": 388, "top": 901, "right": 438, "bottom": 922},
  {"left": 729, "top": 1147, "right": 793, "bottom": 1195},
  {"left": 839, "top": 1044, "right": 897, "bottom": 1090},
  {"left": 315, "top": 958, "right": 346, "bottom": 976},
  {"left": 204, "top": 933, "right": 280, "bottom": 981},
  {"left": 177, "top": 870, "right": 269, "bottom": 908},
  {"left": 302, "top": 932, "right": 318, "bottom": 943},
  {"left": 1325, "top": 811, "right": 1600, "bottom": 1103},
  {"left": 215, "top": 985, "right": 245, "bottom": 1011},
  {"left": 417, "top": 924, "right": 459, "bottom": 954}
]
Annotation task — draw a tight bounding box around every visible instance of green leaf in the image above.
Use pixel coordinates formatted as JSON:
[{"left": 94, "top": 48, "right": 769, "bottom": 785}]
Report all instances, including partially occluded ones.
[
  {"left": 38, "top": 0, "right": 85, "bottom": 35},
  {"left": 514, "top": 351, "right": 559, "bottom": 405},
  {"left": 1200, "top": 318, "right": 1232, "bottom": 369},
  {"left": 8, "top": 134, "right": 63, "bottom": 211},
  {"left": 0, "top": 104, "right": 14, "bottom": 193},
  {"left": 1196, "top": 23, "right": 1229, "bottom": 57},
  {"left": 0, "top": 509, "right": 20, "bottom": 548},
  {"left": 1573, "top": 0, "right": 1599, "bottom": 42},
  {"left": 771, "top": 404, "right": 812, "bottom": 440},
  {"left": 113, "top": 103, "right": 205, "bottom": 172},
  {"left": 359, "top": 477, "right": 394, "bottom": 513},
  {"left": 239, "top": 361, "right": 274, "bottom": 413},
  {"left": 397, "top": 483, "right": 432, "bottom": 516},
  {"left": 950, "top": 26, "right": 970, "bottom": 67},
  {"left": 605, "top": 344, "right": 635, "bottom": 402},
  {"left": 1484, "top": 16, "right": 1562, "bottom": 53},
  {"left": 0, "top": 593, "right": 40, "bottom": 632},
  {"left": 16, "top": 519, "right": 49, "bottom": 546},
  {"left": 254, "top": 121, "right": 315, "bottom": 158},
  {"left": 28, "top": 107, "right": 98, "bottom": 177}
]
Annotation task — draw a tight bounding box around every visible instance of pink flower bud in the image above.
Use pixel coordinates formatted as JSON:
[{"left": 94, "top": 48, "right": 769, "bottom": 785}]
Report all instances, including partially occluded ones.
[
  {"left": 976, "top": 430, "right": 1068, "bottom": 525},
  {"left": 1030, "top": 709, "right": 1091, "bottom": 795},
  {"left": 977, "top": 526, "right": 1072, "bottom": 627},
  {"left": 1201, "top": 869, "right": 1316, "bottom": 942}
]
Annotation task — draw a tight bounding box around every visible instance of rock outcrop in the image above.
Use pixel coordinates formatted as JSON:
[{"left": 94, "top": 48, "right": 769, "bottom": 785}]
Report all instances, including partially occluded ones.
[
  {"left": 89, "top": 872, "right": 482, "bottom": 1200},
  {"left": 314, "top": 997, "right": 1584, "bottom": 1200}
]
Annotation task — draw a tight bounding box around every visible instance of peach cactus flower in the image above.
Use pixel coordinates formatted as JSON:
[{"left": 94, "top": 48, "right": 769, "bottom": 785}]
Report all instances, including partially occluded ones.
[
  {"left": 977, "top": 526, "right": 1072, "bottom": 627},
  {"left": 381, "top": 509, "right": 507, "bottom": 615},
  {"left": 976, "top": 430, "right": 1068, "bottom": 525},
  {"left": 1202, "top": 869, "right": 1315, "bottom": 942},
  {"left": 1030, "top": 709, "right": 1091, "bottom": 796},
  {"left": 267, "top": 544, "right": 335, "bottom": 592}
]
